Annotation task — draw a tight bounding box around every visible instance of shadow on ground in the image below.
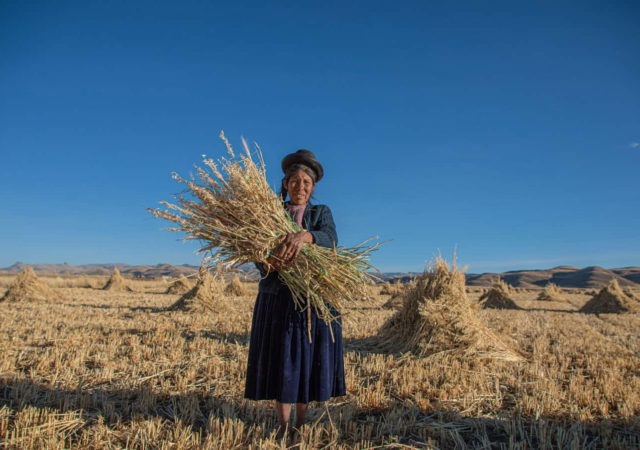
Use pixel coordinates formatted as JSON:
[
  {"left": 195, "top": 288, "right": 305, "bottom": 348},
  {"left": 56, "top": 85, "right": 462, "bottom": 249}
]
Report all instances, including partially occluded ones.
[{"left": 2, "top": 377, "right": 639, "bottom": 448}]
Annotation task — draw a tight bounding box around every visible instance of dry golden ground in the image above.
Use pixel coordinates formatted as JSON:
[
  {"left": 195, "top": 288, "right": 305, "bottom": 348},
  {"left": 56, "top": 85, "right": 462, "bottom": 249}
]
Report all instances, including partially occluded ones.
[{"left": 1, "top": 276, "right": 639, "bottom": 448}]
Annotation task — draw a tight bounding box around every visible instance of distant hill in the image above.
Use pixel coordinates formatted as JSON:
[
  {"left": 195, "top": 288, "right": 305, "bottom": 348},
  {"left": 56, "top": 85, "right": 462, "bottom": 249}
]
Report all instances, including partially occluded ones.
[
  {"left": 1, "top": 262, "right": 638, "bottom": 289},
  {"left": 611, "top": 267, "right": 640, "bottom": 284},
  {"left": 465, "top": 265, "right": 639, "bottom": 288},
  {"left": 381, "top": 265, "right": 640, "bottom": 289},
  {"left": 2, "top": 262, "right": 202, "bottom": 278}
]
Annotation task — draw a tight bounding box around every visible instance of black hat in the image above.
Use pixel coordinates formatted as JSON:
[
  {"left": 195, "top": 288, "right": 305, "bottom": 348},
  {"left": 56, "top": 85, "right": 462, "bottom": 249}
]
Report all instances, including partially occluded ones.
[{"left": 281, "top": 149, "right": 324, "bottom": 182}]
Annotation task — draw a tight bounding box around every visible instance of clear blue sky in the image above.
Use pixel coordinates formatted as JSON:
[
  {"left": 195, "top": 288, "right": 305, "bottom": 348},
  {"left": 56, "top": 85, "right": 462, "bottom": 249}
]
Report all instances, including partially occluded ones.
[{"left": 1, "top": 1, "right": 638, "bottom": 273}]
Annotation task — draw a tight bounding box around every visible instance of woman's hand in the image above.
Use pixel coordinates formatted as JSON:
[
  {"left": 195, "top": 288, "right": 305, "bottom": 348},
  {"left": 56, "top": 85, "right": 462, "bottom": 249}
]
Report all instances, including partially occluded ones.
[
  {"left": 262, "top": 254, "right": 282, "bottom": 274},
  {"left": 269, "top": 232, "right": 313, "bottom": 269}
]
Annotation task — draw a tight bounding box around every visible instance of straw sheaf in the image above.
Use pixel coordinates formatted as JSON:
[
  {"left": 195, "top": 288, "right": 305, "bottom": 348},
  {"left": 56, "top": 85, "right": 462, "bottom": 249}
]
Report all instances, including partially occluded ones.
[
  {"left": 374, "top": 257, "right": 525, "bottom": 362},
  {"left": 224, "top": 276, "right": 249, "bottom": 296},
  {"left": 102, "top": 267, "right": 133, "bottom": 292},
  {"left": 167, "top": 266, "right": 226, "bottom": 312},
  {"left": 579, "top": 279, "right": 640, "bottom": 314},
  {"left": 536, "top": 283, "right": 566, "bottom": 302},
  {"left": 0, "top": 267, "right": 61, "bottom": 303},
  {"left": 479, "top": 280, "right": 521, "bottom": 310}
]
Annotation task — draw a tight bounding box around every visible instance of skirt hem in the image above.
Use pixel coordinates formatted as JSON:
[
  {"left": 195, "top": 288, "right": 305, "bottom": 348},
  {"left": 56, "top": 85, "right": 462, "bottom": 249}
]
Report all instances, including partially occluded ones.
[{"left": 243, "top": 391, "right": 347, "bottom": 404}]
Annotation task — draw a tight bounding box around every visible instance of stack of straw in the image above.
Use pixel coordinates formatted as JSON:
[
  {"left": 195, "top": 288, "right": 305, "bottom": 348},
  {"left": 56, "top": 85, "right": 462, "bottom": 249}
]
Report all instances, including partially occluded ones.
[
  {"left": 148, "top": 132, "right": 380, "bottom": 341},
  {"left": 224, "top": 275, "right": 249, "bottom": 296},
  {"left": 102, "top": 267, "right": 133, "bottom": 292},
  {"left": 479, "top": 280, "right": 521, "bottom": 310},
  {"left": 374, "top": 256, "right": 524, "bottom": 361},
  {"left": 168, "top": 266, "right": 224, "bottom": 312},
  {"left": 1, "top": 267, "right": 60, "bottom": 303},
  {"left": 579, "top": 279, "right": 640, "bottom": 314},
  {"left": 536, "top": 283, "right": 565, "bottom": 302}
]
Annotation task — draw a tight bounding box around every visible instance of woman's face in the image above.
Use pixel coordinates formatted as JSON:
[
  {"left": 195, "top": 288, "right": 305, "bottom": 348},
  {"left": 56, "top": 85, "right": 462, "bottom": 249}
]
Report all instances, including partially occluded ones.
[{"left": 284, "top": 170, "right": 315, "bottom": 205}]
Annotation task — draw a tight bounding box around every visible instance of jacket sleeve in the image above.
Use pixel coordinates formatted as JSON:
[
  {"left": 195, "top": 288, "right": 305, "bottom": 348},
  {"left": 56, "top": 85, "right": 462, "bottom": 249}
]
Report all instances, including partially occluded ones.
[{"left": 309, "top": 205, "right": 338, "bottom": 249}]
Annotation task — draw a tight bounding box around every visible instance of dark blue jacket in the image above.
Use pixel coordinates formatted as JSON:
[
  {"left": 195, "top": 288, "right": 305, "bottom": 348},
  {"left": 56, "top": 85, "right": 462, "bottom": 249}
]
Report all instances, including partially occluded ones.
[{"left": 254, "top": 200, "right": 338, "bottom": 294}]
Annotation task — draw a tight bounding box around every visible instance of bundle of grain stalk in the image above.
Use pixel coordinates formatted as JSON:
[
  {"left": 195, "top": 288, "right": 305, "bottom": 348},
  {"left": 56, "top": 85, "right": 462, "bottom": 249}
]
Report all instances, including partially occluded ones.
[
  {"left": 224, "top": 275, "right": 248, "bottom": 296},
  {"left": 479, "top": 280, "right": 521, "bottom": 310},
  {"left": 0, "top": 267, "right": 60, "bottom": 303},
  {"left": 148, "top": 132, "right": 380, "bottom": 341},
  {"left": 579, "top": 279, "right": 640, "bottom": 314},
  {"left": 167, "top": 266, "right": 225, "bottom": 312},
  {"left": 166, "top": 275, "right": 192, "bottom": 294},
  {"left": 102, "top": 267, "right": 133, "bottom": 292},
  {"left": 374, "top": 257, "right": 524, "bottom": 361},
  {"left": 536, "top": 283, "right": 565, "bottom": 302}
]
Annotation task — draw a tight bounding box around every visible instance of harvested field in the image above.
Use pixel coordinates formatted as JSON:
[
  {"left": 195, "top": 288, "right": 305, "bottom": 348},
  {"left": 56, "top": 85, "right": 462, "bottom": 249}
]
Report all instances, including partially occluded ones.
[{"left": 1, "top": 278, "right": 639, "bottom": 448}]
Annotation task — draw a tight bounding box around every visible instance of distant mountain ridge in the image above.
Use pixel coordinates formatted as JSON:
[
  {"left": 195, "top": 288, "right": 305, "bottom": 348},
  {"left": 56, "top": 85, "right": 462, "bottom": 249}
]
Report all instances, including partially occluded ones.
[
  {"left": 375, "top": 265, "right": 640, "bottom": 288},
  {"left": 1, "top": 262, "right": 639, "bottom": 289},
  {"left": 465, "top": 265, "right": 639, "bottom": 288},
  {"left": 1, "top": 262, "right": 201, "bottom": 278}
]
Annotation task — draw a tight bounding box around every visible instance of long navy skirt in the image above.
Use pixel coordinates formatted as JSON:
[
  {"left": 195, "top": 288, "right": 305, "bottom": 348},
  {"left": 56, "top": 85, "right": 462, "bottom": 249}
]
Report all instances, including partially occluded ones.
[{"left": 244, "top": 285, "right": 346, "bottom": 404}]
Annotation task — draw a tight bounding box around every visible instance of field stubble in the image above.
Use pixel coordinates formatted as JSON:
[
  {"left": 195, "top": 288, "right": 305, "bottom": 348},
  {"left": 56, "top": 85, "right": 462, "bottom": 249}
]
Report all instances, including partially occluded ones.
[{"left": 1, "top": 276, "right": 639, "bottom": 448}]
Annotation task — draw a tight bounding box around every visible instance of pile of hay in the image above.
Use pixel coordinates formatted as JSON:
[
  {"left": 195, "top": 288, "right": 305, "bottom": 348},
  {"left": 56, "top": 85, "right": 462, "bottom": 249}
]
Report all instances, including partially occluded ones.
[
  {"left": 0, "top": 267, "right": 60, "bottom": 303},
  {"left": 373, "top": 257, "right": 524, "bottom": 361},
  {"left": 479, "top": 280, "right": 521, "bottom": 310},
  {"left": 102, "top": 267, "right": 133, "bottom": 292},
  {"left": 224, "top": 275, "right": 248, "bottom": 296},
  {"left": 579, "top": 279, "right": 640, "bottom": 314},
  {"left": 168, "top": 266, "right": 224, "bottom": 312},
  {"left": 166, "top": 275, "right": 192, "bottom": 294},
  {"left": 536, "top": 283, "right": 566, "bottom": 302}
]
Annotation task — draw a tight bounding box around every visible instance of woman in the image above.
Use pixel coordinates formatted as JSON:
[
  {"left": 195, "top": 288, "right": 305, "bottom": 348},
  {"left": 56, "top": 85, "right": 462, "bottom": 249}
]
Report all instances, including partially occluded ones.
[{"left": 244, "top": 149, "right": 346, "bottom": 440}]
